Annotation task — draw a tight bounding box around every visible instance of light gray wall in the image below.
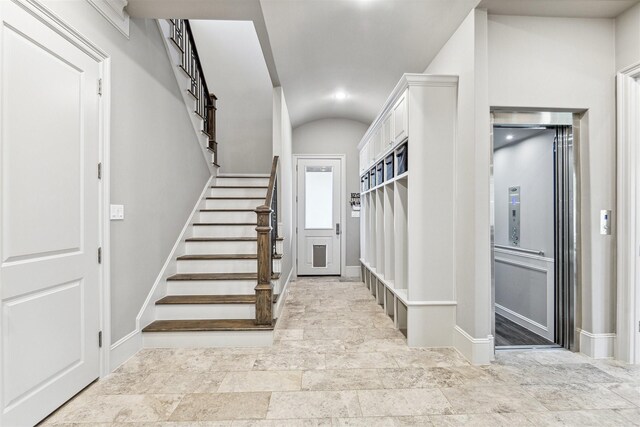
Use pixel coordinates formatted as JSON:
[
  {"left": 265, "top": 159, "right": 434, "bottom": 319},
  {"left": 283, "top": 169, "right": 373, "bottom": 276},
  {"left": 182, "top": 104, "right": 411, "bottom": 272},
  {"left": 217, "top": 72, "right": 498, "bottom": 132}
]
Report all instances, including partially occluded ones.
[
  {"left": 292, "top": 118, "right": 369, "bottom": 268},
  {"left": 424, "top": 9, "right": 492, "bottom": 339},
  {"left": 616, "top": 2, "right": 640, "bottom": 71},
  {"left": 494, "top": 131, "right": 555, "bottom": 325},
  {"left": 494, "top": 131, "right": 555, "bottom": 257},
  {"left": 43, "top": 2, "right": 211, "bottom": 343},
  {"left": 488, "top": 15, "right": 616, "bottom": 336},
  {"left": 273, "top": 88, "right": 294, "bottom": 284},
  {"left": 190, "top": 20, "right": 272, "bottom": 174}
]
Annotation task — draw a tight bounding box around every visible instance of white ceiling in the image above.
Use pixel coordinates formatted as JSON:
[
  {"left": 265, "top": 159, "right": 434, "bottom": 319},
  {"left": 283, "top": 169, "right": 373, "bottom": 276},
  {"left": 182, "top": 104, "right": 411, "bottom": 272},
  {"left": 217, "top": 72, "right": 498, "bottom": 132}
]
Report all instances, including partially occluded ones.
[
  {"left": 260, "top": 0, "right": 479, "bottom": 127},
  {"left": 127, "top": 0, "right": 639, "bottom": 129},
  {"left": 479, "top": 0, "right": 639, "bottom": 19}
]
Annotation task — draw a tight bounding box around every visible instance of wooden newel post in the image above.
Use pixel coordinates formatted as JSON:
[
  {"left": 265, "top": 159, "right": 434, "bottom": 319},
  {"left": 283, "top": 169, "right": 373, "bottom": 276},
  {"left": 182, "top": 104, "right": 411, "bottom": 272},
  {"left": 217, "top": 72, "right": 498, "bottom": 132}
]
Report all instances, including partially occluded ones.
[{"left": 255, "top": 204, "right": 273, "bottom": 325}]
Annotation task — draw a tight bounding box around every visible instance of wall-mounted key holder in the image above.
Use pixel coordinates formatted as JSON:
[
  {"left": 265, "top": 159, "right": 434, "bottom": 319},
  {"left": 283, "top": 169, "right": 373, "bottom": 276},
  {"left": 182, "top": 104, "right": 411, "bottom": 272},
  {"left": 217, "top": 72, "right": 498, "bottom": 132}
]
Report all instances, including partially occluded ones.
[{"left": 350, "top": 192, "right": 361, "bottom": 210}]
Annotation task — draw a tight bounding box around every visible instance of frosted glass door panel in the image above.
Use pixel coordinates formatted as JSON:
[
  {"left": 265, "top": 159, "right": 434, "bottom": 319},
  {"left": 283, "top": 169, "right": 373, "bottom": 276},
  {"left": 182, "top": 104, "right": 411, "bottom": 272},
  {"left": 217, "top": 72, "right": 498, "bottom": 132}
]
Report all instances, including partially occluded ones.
[
  {"left": 305, "top": 167, "right": 333, "bottom": 229},
  {"left": 297, "top": 158, "right": 342, "bottom": 275}
]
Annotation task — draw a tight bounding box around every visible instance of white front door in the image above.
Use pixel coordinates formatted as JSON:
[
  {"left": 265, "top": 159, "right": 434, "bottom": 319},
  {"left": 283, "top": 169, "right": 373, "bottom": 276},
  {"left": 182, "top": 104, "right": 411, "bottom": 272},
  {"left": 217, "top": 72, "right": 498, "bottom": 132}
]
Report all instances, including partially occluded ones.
[
  {"left": 297, "top": 158, "right": 341, "bottom": 275},
  {"left": 0, "top": 2, "right": 102, "bottom": 425}
]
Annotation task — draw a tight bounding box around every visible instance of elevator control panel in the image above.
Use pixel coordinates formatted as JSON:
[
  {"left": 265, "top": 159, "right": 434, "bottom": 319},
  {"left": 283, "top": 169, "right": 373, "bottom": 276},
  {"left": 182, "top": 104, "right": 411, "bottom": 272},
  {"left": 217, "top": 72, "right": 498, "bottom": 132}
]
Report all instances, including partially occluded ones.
[{"left": 509, "top": 186, "right": 521, "bottom": 246}]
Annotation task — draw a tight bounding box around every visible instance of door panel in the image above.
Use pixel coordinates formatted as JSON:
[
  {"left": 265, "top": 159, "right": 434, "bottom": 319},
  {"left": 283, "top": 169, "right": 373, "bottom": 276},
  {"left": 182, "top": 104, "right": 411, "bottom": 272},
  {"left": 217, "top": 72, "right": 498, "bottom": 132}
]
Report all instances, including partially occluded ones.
[
  {"left": 0, "top": 2, "right": 101, "bottom": 425},
  {"left": 297, "top": 158, "right": 341, "bottom": 275}
]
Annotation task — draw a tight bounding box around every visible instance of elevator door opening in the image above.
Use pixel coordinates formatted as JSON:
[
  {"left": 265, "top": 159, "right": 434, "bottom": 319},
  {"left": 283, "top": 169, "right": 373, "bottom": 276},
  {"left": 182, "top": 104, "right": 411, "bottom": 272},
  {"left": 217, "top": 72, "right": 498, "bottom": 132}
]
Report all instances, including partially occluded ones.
[{"left": 491, "top": 112, "right": 577, "bottom": 350}]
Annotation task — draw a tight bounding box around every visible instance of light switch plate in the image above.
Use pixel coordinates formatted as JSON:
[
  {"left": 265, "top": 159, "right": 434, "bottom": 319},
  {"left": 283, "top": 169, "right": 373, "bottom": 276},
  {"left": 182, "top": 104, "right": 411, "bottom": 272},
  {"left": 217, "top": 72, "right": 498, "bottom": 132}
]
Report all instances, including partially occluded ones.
[
  {"left": 110, "top": 204, "right": 124, "bottom": 220},
  {"left": 351, "top": 211, "right": 360, "bottom": 218}
]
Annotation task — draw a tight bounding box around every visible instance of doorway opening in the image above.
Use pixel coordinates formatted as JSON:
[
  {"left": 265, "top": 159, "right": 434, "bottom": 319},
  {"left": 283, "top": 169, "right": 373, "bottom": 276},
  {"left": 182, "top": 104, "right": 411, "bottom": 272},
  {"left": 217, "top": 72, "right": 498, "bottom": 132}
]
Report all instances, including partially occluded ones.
[
  {"left": 295, "top": 155, "right": 345, "bottom": 276},
  {"left": 491, "top": 111, "right": 579, "bottom": 350}
]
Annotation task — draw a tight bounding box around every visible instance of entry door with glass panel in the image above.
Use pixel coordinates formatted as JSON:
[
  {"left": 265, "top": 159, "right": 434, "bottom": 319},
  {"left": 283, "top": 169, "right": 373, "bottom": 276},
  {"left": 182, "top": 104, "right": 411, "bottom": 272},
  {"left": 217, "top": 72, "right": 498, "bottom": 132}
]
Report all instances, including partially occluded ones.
[{"left": 297, "top": 158, "right": 342, "bottom": 275}]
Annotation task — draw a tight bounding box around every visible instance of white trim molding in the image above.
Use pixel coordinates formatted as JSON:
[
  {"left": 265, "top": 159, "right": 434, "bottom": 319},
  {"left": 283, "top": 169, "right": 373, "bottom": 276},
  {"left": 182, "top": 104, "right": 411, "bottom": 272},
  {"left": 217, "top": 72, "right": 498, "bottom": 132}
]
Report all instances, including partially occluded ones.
[
  {"left": 274, "top": 269, "right": 293, "bottom": 319},
  {"left": 579, "top": 329, "right": 616, "bottom": 359},
  {"left": 137, "top": 176, "right": 214, "bottom": 332},
  {"left": 617, "top": 61, "right": 640, "bottom": 363},
  {"left": 109, "top": 330, "right": 141, "bottom": 372},
  {"left": 453, "top": 326, "right": 495, "bottom": 365},
  {"left": 86, "top": 0, "right": 129, "bottom": 38},
  {"left": 293, "top": 154, "right": 347, "bottom": 278}
]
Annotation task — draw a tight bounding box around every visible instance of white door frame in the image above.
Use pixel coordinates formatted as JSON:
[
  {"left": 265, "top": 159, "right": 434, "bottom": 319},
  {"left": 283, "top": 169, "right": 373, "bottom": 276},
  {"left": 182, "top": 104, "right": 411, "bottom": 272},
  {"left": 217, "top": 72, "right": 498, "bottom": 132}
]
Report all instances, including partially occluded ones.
[
  {"left": 4, "top": 0, "right": 112, "bottom": 377},
  {"left": 293, "top": 154, "right": 347, "bottom": 277},
  {"left": 617, "top": 61, "right": 640, "bottom": 363}
]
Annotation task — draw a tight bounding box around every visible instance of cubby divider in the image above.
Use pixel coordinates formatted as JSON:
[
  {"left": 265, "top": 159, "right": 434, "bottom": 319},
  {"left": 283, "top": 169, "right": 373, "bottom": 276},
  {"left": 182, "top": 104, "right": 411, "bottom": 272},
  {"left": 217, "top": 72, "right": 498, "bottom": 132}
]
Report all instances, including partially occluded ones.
[{"left": 358, "top": 74, "right": 457, "bottom": 347}]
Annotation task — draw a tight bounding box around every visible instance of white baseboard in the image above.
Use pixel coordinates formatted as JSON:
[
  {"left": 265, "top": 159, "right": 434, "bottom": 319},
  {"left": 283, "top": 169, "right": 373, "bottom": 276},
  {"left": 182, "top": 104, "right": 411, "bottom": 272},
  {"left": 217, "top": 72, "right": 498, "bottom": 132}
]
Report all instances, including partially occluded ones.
[
  {"left": 109, "top": 329, "right": 141, "bottom": 372},
  {"left": 274, "top": 268, "right": 293, "bottom": 319},
  {"left": 453, "top": 325, "right": 495, "bottom": 365},
  {"left": 579, "top": 329, "right": 616, "bottom": 359},
  {"left": 344, "top": 265, "right": 361, "bottom": 278},
  {"left": 495, "top": 303, "right": 552, "bottom": 341}
]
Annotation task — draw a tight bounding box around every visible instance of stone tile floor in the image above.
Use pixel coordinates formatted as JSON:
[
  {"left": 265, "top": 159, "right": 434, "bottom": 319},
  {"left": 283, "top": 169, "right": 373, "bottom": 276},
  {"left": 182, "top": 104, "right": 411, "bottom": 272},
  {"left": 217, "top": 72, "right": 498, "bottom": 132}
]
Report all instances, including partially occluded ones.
[{"left": 42, "top": 277, "right": 640, "bottom": 426}]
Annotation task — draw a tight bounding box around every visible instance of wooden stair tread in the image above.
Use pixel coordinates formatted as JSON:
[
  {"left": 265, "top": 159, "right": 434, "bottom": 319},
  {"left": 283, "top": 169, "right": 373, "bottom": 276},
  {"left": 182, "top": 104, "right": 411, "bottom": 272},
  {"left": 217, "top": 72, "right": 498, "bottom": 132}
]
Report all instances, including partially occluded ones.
[
  {"left": 200, "top": 209, "right": 256, "bottom": 212},
  {"left": 177, "top": 254, "right": 282, "bottom": 260},
  {"left": 211, "top": 186, "right": 268, "bottom": 189},
  {"left": 167, "top": 272, "right": 281, "bottom": 281},
  {"left": 217, "top": 175, "right": 269, "bottom": 178},
  {"left": 142, "top": 319, "right": 274, "bottom": 332},
  {"left": 193, "top": 222, "right": 257, "bottom": 226},
  {"left": 206, "top": 197, "right": 264, "bottom": 200},
  {"left": 157, "top": 295, "right": 256, "bottom": 305},
  {"left": 186, "top": 237, "right": 284, "bottom": 242},
  {"left": 156, "top": 294, "right": 280, "bottom": 305}
]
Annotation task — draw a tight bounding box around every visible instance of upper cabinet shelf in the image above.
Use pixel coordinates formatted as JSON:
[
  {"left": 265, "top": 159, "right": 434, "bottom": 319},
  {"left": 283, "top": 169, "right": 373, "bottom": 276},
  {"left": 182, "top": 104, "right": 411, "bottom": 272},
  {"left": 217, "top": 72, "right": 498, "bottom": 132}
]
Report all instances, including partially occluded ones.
[{"left": 358, "top": 74, "right": 458, "bottom": 175}]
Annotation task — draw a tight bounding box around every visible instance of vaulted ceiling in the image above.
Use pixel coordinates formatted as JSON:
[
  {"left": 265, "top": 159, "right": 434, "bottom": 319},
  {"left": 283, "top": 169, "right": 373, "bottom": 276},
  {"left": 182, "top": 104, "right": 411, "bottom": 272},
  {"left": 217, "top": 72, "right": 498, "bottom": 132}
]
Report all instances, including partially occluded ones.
[{"left": 127, "top": 0, "right": 639, "bottom": 128}]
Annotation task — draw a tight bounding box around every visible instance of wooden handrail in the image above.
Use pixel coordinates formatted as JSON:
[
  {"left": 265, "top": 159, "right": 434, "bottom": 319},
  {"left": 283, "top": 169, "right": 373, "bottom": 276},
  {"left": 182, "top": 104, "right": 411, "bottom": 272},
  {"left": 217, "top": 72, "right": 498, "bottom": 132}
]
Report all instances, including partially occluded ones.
[
  {"left": 264, "top": 156, "right": 279, "bottom": 207},
  {"left": 254, "top": 156, "right": 279, "bottom": 325},
  {"left": 168, "top": 19, "right": 219, "bottom": 164}
]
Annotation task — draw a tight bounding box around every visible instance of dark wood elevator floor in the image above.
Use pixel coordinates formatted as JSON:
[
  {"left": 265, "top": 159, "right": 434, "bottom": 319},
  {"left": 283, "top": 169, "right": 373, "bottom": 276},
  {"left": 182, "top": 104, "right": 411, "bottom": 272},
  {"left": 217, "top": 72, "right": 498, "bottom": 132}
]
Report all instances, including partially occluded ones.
[{"left": 495, "top": 313, "right": 555, "bottom": 346}]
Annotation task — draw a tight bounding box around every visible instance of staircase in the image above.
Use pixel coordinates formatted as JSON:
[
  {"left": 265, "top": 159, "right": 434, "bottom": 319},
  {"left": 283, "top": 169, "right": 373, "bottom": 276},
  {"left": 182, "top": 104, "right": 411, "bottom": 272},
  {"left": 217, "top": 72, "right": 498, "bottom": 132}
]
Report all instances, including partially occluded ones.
[{"left": 142, "top": 174, "right": 283, "bottom": 348}]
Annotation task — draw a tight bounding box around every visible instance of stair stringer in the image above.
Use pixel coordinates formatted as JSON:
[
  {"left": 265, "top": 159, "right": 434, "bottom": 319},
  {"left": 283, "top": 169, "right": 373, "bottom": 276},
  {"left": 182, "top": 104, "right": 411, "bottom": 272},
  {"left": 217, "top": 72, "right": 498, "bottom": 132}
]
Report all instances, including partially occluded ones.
[
  {"left": 136, "top": 175, "right": 214, "bottom": 333},
  {"left": 156, "top": 19, "right": 216, "bottom": 176}
]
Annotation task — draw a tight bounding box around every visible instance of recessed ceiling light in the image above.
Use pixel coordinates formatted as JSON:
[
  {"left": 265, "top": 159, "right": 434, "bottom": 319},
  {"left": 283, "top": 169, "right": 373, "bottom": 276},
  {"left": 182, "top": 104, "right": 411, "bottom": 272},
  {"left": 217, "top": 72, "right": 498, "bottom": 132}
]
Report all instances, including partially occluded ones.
[
  {"left": 506, "top": 134, "right": 514, "bottom": 141},
  {"left": 334, "top": 91, "right": 347, "bottom": 101}
]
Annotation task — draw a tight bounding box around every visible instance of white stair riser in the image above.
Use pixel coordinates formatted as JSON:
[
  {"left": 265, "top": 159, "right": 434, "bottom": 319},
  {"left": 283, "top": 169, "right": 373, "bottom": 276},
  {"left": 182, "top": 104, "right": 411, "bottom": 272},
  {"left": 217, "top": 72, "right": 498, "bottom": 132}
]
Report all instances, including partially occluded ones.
[
  {"left": 167, "top": 280, "right": 257, "bottom": 295},
  {"left": 205, "top": 199, "right": 260, "bottom": 209},
  {"left": 177, "top": 259, "right": 256, "bottom": 273},
  {"left": 215, "top": 177, "right": 269, "bottom": 186},
  {"left": 143, "top": 330, "right": 273, "bottom": 348},
  {"left": 156, "top": 303, "right": 255, "bottom": 320},
  {"left": 185, "top": 241, "right": 257, "bottom": 255},
  {"left": 199, "top": 211, "right": 256, "bottom": 223},
  {"left": 193, "top": 225, "right": 256, "bottom": 238},
  {"left": 209, "top": 187, "right": 266, "bottom": 198}
]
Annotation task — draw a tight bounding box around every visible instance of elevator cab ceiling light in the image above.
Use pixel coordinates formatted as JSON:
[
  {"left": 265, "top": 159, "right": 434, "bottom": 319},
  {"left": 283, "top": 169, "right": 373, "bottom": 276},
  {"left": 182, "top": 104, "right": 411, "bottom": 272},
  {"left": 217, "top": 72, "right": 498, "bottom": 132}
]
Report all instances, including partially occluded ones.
[{"left": 334, "top": 91, "right": 348, "bottom": 101}]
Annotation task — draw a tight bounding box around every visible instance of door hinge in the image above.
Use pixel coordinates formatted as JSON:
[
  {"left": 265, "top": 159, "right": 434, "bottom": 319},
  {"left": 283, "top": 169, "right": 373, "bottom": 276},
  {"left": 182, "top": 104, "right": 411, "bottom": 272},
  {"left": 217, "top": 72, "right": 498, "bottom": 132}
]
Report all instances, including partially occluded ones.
[
  {"left": 98, "top": 78, "right": 103, "bottom": 96},
  {"left": 98, "top": 162, "right": 102, "bottom": 179},
  {"left": 98, "top": 247, "right": 102, "bottom": 264},
  {"left": 638, "top": 321, "right": 640, "bottom": 333},
  {"left": 98, "top": 331, "right": 103, "bottom": 348}
]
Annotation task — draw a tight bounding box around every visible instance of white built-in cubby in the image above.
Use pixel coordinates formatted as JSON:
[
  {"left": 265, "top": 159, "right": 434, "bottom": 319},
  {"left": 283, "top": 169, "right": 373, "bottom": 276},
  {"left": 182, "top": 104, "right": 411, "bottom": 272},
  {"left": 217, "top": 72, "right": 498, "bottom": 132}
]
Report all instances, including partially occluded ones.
[{"left": 359, "top": 74, "right": 458, "bottom": 347}]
